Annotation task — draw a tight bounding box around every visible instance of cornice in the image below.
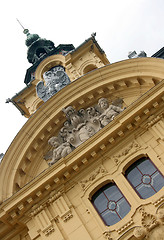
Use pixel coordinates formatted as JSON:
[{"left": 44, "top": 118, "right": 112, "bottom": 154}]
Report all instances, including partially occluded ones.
[
  {"left": 0, "top": 57, "right": 164, "bottom": 202},
  {"left": 0, "top": 79, "right": 163, "bottom": 221}
]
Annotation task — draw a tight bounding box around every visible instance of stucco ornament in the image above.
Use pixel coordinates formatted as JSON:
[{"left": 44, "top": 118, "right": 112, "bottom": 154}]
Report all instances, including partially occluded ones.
[
  {"left": 48, "top": 137, "right": 72, "bottom": 166},
  {"left": 157, "top": 209, "right": 164, "bottom": 222},
  {"left": 45, "top": 98, "right": 124, "bottom": 165},
  {"left": 133, "top": 226, "right": 146, "bottom": 239},
  {"left": 36, "top": 66, "right": 71, "bottom": 102},
  {"left": 98, "top": 98, "right": 124, "bottom": 126}
]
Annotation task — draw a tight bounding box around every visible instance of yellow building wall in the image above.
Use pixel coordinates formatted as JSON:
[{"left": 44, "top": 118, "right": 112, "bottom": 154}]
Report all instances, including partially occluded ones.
[
  {"left": 16, "top": 115, "right": 164, "bottom": 240},
  {"left": 0, "top": 54, "right": 164, "bottom": 240}
]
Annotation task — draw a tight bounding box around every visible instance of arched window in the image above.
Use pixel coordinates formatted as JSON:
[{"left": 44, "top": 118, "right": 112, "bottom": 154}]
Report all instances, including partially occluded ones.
[
  {"left": 36, "top": 48, "right": 47, "bottom": 58},
  {"left": 83, "top": 64, "right": 97, "bottom": 74},
  {"left": 125, "top": 157, "right": 164, "bottom": 199},
  {"left": 91, "top": 183, "right": 131, "bottom": 226}
]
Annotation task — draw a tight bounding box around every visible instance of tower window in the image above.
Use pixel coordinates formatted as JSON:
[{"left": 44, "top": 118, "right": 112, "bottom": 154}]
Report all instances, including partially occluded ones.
[
  {"left": 36, "top": 48, "right": 47, "bottom": 58},
  {"left": 83, "top": 64, "right": 97, "bottom": 74},
  {"left": 91, "top": 183, "right": 131, "bottom": 226},
  {"left": 125, "top": 157, "right": 164, "bottom": 199}
]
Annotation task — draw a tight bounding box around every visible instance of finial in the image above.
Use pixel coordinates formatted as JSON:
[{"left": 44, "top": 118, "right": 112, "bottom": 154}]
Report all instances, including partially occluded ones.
[
  {"left": 91, "top": 32, "right": 96, "bottom": 38},
  {"left": 16, "top": 19, "right": 30, "bottom": 35}
]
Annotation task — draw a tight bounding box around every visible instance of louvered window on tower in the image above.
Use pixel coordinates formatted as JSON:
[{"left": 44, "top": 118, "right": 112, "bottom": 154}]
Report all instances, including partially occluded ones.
[
  {"left": 125, "top": 157, "right": 164, "bottom": 199},
  {"left": 91, "top": 183, "right": 131, "bottom": 226}
]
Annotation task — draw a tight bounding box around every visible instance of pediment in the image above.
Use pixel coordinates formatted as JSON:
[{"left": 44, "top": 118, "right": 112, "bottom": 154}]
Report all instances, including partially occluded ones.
[{"left": 0, "top": 57, "right": 164, "bottom": 202}]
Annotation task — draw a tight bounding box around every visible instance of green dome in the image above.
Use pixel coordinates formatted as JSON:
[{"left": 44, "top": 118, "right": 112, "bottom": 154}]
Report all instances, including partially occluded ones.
[
  {"left": 23, "top": 28, "right": 56, "bottom": 64},
  {"left": 23, "top": 29, "right": 40, "bottom": 47},
  {"left": 25, "top": 33, "right": 40, "bottom": 47}
]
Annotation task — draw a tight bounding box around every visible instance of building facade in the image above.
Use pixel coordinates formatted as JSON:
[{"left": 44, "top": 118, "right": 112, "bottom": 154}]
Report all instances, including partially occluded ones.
[{"left": 0, "top": 32, "right": 164, "bottom": 240}]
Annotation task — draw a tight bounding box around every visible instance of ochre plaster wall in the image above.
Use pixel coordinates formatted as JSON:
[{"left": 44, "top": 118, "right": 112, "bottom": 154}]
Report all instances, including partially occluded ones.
[
  {"left": 12, "top": 39, "right": 109, "bottom": 117},
  {"left": 3, "top": 114, "right": 164, "bottom": 240},
  {"left": 0, "top": 58, "right": 164, "bottom": 240}
]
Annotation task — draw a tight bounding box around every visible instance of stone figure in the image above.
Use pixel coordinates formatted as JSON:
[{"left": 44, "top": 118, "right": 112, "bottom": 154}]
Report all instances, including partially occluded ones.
[
  {"left": 99, "top": 115, "right": 111, "bottom": 127},
  {"left": 45, "top": 98, "right": 124, "bottom": 166},
  {"left": 36, "top": 66, "right": 71, "bottom": 102},
  {"left": 48, "top": 137, "right": 72, "bottom": 165},
  {"left": 98, "top": 98, "right": 124, "bottom": 125}
]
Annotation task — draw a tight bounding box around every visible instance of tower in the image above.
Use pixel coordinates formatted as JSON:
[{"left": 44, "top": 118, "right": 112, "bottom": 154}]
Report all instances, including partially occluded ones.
[{"left": 0, "top": 29, "right": 164, "bottom": 240}]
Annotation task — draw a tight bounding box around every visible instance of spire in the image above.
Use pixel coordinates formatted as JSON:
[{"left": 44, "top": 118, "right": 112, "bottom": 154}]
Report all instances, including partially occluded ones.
[
  {"left": 17, "top": 19, "right": 40, "bottom": 46},
  {"left": 17, "top": 19, "right": 55, "bottom": 64}
]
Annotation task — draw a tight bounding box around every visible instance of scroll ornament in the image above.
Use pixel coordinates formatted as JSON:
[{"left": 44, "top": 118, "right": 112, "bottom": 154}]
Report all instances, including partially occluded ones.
[{"left": 45, "top": 98, "right": 125, "bottom": 166}]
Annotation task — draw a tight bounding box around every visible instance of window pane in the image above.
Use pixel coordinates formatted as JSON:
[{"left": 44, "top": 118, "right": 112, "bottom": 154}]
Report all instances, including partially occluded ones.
[
  {"left": 137, "top": 159, "right": 156, "bottom": 175},
  {"left": 104, "top": 185, "right": 122, "bottom": 201},
  {"left": 93, "top": 193, "right": 108, "bottom": 213},
  {"left": 152, "top": 172, "right": 164, "bottom": 192},
  {"left": 125, "top": 157, "right": 164, "bottom": 199},
  {"left": 102, "top": 209, "right": 120, "bottom": 226},
  {"left": 117, "top": 198, "right": 131, "bottom": 218},
  {"left": 92, "top": 183, "right": 130, "bottom": 226},
  {"left": 126, "top": 167, "right": 142, "bottom": 187},
  {"left": 136, "top": 183, "right": 155, "bottom": 199}
]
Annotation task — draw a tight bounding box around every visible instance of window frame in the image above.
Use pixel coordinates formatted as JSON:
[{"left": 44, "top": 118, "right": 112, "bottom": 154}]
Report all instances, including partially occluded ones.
[
  {"left": 124, "top": 156, "right": 164, "bottom": 199},
  {"left": 91, "top": 182, "right": 131, "bottom": 226}
]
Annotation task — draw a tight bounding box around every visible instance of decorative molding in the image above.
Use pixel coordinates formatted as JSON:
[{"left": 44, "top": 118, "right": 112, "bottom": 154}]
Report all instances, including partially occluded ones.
[
  {"left": 48, "top": 191, "right": 62, "bottom": 204},
  {"left": 131, "top": 207, "right": 164, "bottom": 240},
  {"left": 45, "top": 97, "right": 124, "bottom": 166},
  {"left": 44, "top": 226, "right": 55, "bottom": 236},
  {"left": 111, "top": 141, "right": 141, "bottom": 165},
  {"left": 63, "top": 211, "right": 73, "bottom": 222},
  {"left": 147, "top": 114, "right": 163, "bottom": 127},
  {"left": 66, "top": 63, "right": 80, "bottom": 79},
  {"left": 30, "top": 204, "right": 44, "bottom": 217},
  {"left": 103, "top": 231, "right": 113, "bottom": 240},
  {"left": 148, "top": 119, "right": 164, "bottom": 141},
  {"left": 117, "top": 219, "right": 134, "bottom": 234},
  {"left": 133, "top": 226, "right": 146, "bottom": 240},
  {"left": 29, "top": 204, "right": 55, "bottom": 237},
  {"left": 153, "top": 195, "right": 164, "bottom": 207},
  {"left": 51, "top": 195, "right": 73, "bottom": 222},
  {"left": 79, "top": 165, "right": 108, "bottom": 191},
  {"left": 141, "top": 212, "right": 158, "bottom": 229}
]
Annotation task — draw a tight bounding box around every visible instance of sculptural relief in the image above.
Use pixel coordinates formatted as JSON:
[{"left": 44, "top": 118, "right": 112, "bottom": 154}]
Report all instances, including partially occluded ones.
[
  {"left": 45, "top": 98, "right": 124, "bottom": 165},
  {"left": 62, "top": 106, "right": 83, "bottom": 128},
  {"left": 133, "top": 226, "right": 146, "bottom": 239},
  {"left": 36, "top": 66, "right": 71, "bottom": 102},
  {"left": 48, "top": 137, "right": 72, "bottom": 166},
  {"left": 98, "top": 98, "right": 124, "bottom": 126},
  {"left": 157, "top": 209, "right": 164, "bottom": 222}
]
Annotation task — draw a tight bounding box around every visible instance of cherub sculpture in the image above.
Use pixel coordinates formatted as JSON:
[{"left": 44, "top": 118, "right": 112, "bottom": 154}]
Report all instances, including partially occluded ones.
[
  {"left": 98, "top": 98, "right": 124, "bottom": 126},
  {"left": 47, "top": 136, "right": 72, "bottom": 166},
  {"left": 45, "top": 98, "right": 125, "bottom": 166}
]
